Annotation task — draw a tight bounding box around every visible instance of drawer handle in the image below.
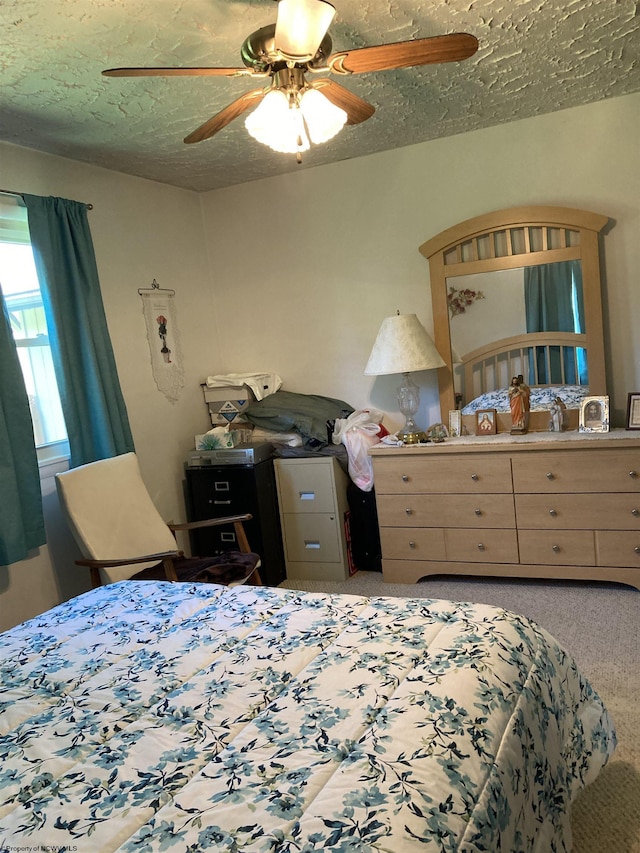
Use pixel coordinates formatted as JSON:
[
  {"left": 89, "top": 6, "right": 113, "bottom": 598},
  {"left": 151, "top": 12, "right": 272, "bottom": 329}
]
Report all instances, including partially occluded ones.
[
  {"left": 409, "top": 541, "right": 416, "bottom": 549},
  {"left": 635, "top": 546, "right": 640, "bottom": 554},
  {"left": 405, "top": 508, "right": 413, "bottom": 516},
  {"left": 549, "top": 508, "right": 558, "bottom": 517},
  {"left": 546, "top": 472, "right": 555, "bottom": 480},
  {"left": 552, "top": 544, "right": 561, "bottom": 553},
  {"left": 401, "top": 474, "right": 410, "bottom": 483},
  {"left": 474, "top": 508, "right": 483, "bottom": 516},
  {"left": 477, "top": 543, "right": 485, "bottom": 551},
  {"left": 304, "top": 541, "right": 321, "bottom": 550},
  {"left": 471, "top": 473, "right": 479, "bottom": 481},
  {"left": 630, "top": 470, "right": 639, "bottom": 479},
  {"left": 221, "top": 532, "right": 236, "bottom": 543},
  {"left": 632, "top": 508, "right": 640, "bottom": 517},
  {"left": 213, "top": 500, "right": 232, "bottom": 505},
  {"left": 299, "top": 492, "right": 316, "bottom": 501}
]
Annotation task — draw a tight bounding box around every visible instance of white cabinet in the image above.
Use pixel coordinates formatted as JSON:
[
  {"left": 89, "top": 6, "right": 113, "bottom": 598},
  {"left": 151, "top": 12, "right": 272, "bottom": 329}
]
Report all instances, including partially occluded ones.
[{"left": 274, "top": 456, "right": 350, "bottom": 581}]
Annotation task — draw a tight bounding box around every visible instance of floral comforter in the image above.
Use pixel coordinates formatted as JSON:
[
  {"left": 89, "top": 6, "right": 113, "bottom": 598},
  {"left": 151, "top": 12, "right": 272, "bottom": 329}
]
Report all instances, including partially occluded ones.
[{"left": 0, "top": 582, "right": 615, "bottom": 852}]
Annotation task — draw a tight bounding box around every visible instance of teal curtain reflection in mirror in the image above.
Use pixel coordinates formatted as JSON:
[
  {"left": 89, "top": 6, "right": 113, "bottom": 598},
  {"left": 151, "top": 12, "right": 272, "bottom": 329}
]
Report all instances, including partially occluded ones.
[
  {"left": 23, "top": 195, "right": 134, "bottom": 467},
  {"left": 0, "top": 291, "right": 46, "bottom": 565},
  {"left": 524, "top": 260, "right": 587, "bottom": 385}
]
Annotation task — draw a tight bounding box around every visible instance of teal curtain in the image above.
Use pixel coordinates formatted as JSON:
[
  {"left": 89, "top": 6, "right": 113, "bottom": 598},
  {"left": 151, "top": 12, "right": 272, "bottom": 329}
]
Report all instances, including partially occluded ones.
[
  {"left": 0, "top": 291, "right": 46, "bottom": 565},
  {"left": 524, "top": 260, "right": 587, "bottom": 384},
  {"left": 23, "top": 195, "right": 135, "bottom": 467}
]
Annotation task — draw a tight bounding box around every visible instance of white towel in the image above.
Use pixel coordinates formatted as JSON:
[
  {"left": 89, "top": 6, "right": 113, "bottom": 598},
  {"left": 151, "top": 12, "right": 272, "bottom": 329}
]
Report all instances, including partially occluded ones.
[{"left": 205, "top": 372, "right": 282, "bottom": 401}]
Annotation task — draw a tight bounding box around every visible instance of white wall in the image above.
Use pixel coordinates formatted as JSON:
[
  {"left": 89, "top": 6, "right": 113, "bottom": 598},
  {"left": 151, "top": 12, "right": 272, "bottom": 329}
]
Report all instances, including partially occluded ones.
[
  {"left": 1, "top": 92, "right": 639, "bottom": 629},
  {"left": 199, "top": 92, "right": 640, "bottom": 432}
]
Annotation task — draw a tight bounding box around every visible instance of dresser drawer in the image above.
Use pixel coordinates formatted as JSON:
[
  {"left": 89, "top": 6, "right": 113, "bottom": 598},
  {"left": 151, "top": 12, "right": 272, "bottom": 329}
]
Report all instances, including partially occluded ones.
[
  {"left": 376, "top": 493, "right": 516, "bottom": 528},
  {"left": 280, "top": 513, "right": 342, "bottom": 563},
  {"left": 379, "top": 527, "right": 446, "bottom": 561},
  {"left": 373, "top": 456, "right": 512, "bottom": 494},
  {"left": 515, "top": 494, "right": 640, "bottom": 530},
  {"left": 275, "top": 459, "right": 337, "bottom": 513},
  {"left": 444, "top": 529, "right": 519, "bottom": 563},
  {"left": 512, "top": 450, "right": 640, "bottom": 493},
  {"left": 595, "top": 531, "right": 640, "bottom": 567},
  {"left": 518, "top": 530, "right": 596, "bottom": 565}
]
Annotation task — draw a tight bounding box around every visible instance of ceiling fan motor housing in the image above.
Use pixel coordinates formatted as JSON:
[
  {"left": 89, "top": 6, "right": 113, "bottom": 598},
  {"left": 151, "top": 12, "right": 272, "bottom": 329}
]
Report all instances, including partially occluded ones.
[{"left": 241, "top": 24, "right": 333, "bottom": 71}]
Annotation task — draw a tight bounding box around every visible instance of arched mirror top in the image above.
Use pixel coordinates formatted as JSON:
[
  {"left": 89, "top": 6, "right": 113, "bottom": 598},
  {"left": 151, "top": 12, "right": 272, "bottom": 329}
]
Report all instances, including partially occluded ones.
[{"left": 419, "top": 205, "right": 610, "bottom": 431}]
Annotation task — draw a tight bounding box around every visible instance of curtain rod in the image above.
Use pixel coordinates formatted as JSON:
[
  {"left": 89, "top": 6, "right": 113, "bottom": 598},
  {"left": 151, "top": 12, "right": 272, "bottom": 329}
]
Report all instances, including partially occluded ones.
[{"left": 0, "top": 188, "right": 93, "bottom": 210}]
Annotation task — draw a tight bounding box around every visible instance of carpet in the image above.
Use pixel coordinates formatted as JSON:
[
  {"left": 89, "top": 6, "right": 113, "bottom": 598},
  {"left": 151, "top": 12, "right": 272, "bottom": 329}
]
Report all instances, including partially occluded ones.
[{"left": 279, "top": 571, "right": 640, "bottom": 852}]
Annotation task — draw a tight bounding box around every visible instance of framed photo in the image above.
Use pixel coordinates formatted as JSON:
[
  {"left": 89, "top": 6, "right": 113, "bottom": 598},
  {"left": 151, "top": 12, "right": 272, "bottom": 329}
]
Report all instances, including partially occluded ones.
[
  {"left": 449, "top": 409, "right": 462, "bottom": 438},
  {"left": 626, "top": 393, "right": 640, "bottom": 430},
  {"left": 476, "top": 408, "right": 497, "bottom": 435},
  {"left": 579, "top": 395, "right": 610, "bottom": 433}
]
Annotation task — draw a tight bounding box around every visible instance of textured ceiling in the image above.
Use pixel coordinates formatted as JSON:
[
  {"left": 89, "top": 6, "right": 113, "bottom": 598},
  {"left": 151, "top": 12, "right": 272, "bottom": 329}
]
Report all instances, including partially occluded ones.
[{"left": 1, "top": 0, "right": 639, "bottom": 192}]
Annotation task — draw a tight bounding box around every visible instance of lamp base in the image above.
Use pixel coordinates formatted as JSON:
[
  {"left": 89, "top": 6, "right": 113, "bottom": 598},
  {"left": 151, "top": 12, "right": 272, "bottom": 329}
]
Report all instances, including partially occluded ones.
[
  {"left": 397, "top": 373, "right": 427, "bottom": 444},
  {"left": 397, "top": 426, "right": 427, "bottom": 444}
]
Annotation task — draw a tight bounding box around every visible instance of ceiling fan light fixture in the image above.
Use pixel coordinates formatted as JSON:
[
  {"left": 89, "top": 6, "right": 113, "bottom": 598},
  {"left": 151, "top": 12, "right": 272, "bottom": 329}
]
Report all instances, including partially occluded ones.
[
  {"left": 275, "top": 0, "right": 336, "bottom": 60},
  {"left": 245, "top": 89, "right": 310, "bottom": 154},
  {"left": 300, "top": 88, "right": 347, "bottom": 143}
]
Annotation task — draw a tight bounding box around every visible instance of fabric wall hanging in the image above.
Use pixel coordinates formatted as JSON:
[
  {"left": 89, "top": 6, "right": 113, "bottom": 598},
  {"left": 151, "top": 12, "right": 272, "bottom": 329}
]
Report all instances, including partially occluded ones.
[{"left": 139, "top": 280, "right": 184, "bottom": 403}]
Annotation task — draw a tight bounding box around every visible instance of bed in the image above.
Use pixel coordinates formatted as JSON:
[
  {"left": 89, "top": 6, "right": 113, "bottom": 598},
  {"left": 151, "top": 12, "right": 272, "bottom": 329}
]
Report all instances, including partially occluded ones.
[
  {"left": 0, "top": 581, "right": 615, "bottom": 851},
  {"left": 458, "top": 331, "right": 590, "bottom": 433}
]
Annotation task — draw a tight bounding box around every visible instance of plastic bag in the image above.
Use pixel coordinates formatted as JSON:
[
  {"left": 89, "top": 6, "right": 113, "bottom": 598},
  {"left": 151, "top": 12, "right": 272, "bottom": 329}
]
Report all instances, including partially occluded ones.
[{"left": 332, "top": 409, "right": 385, "bottom": 491}]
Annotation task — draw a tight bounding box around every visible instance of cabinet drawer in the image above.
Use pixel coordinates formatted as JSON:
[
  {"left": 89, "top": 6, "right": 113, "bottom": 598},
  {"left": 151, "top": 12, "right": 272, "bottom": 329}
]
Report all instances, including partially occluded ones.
[
  {"left": 518, "top": 530, "right": 596, "bottom": 566},
  {"left": 187, "top": 467, "right": 260, "bottom": 519},
  {"left": 376, "top": 493, "right": 515, "bottom": 528},
  {"left": 444, "top": 529, "right": 519, "bottom": 563},
  {"left": 512, "top": 450, "right": 640, "bottom": 493},
  {"left": 379, "top": 527, "right": 446, "bottom": 561},
  {"left": 275, "top": 460, "right": 336, "bottom": 513},
  {"left": 373, "top": 456, "right": 512, "bottom": 494},
  {"left": 595, "top": 531, "right": 640, "bottom": 567},
  {"left": 281, "top": 513, "right": 342, "bottom": 563},
  {"left": 516, "top": 494, "right": 640, "bottom": 530}
]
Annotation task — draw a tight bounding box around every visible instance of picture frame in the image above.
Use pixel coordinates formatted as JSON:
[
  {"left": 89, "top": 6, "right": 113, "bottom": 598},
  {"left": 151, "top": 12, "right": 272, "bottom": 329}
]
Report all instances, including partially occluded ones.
[
  {"left": 448, "top": 409, "right": 462, "bottom": 438},
  {"left": 476, "top": 408, "right": 497, "bottom": 435},
  {"left": 579, "top": 395, "right": 610, "bottom": 433},
  {"left": 626, "top": 393, "right": 640, "bottom": 430}
]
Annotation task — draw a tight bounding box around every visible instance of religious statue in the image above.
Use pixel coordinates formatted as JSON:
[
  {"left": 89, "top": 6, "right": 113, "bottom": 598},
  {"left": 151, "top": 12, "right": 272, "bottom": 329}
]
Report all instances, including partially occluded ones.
[
  {"left": 549, "top": 396, "right": 567, "bottom": 432},
  {"left": 509, "top": 374, "right": 530, "bottom": 434}
]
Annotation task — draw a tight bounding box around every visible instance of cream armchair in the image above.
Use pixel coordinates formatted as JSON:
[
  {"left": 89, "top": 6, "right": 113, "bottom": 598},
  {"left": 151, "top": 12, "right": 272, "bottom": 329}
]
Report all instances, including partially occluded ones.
[{"left": 55, "top": 452, "right": 261, "bottom": 588}]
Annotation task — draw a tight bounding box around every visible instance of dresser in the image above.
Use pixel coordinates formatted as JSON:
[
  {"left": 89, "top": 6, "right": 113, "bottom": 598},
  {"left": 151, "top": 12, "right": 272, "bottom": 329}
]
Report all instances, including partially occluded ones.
[
  {"left": 274, "top": 456, "right": 350, "bottom": 581},
  {"left": 185, "top": 459, "right": 286, "bottom": 587},
  {"left": 370, "top": 431, "right": 640, "bottom": 590}
]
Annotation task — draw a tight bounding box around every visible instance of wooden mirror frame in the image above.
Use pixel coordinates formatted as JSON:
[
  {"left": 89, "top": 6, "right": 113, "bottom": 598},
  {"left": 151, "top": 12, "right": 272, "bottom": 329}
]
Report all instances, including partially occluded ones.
[{"left": 419, "top": 205, "right": 609, "bottom": 431}]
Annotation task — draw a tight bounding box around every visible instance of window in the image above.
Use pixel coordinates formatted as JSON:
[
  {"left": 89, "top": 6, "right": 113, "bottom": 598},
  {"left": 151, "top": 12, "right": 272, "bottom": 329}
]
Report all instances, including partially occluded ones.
[{"left": 0, "top": 198, "right": 69, "bottom": 463}]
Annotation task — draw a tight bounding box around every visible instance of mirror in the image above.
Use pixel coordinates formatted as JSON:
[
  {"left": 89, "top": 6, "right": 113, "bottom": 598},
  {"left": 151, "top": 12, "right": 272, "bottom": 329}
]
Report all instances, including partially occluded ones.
[
  {"left": 419, "top": 206, "right": 609, "bottom": 431},
  {"left": 447, "top": 261, "right": 586, "bottom": 404}
]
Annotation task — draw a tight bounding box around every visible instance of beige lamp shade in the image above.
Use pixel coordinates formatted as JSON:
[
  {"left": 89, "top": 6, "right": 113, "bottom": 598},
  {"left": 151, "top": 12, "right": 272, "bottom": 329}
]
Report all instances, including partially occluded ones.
[{"left": 364, "top": 313, "right": 445, "bottom": 375}]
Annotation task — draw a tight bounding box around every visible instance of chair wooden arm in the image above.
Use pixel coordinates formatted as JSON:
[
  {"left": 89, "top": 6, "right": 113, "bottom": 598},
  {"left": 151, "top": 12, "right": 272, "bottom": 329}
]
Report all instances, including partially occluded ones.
[
  {"left": 76, "top": 550, "right": 182, "bottom": 587},
  {"left": 74, "top": 550, "right": 184, "bottom": 569}
]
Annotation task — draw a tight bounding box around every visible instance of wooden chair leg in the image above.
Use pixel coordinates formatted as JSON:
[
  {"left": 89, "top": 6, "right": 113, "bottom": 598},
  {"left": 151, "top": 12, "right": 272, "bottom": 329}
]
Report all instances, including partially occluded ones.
[
  {"left": 233, "top": 521, "right": 251, "bottom": 553},
  {"left": 162, "top": 556, "right": 179, "bottom": 582}
]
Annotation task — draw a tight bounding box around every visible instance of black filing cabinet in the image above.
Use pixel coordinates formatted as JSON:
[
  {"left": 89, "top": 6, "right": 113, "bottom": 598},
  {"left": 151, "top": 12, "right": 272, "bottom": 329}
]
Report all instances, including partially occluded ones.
[{"left": 185, "top": 459, "right": 286, "bottom": 587}]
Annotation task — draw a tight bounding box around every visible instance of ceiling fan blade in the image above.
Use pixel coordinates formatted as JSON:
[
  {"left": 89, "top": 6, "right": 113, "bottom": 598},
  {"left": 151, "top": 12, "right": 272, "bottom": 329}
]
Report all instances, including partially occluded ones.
[
  {"left": 312, "top": 79, "right": 374, "bottom": 125},
  {"left": 275, "top": 0, "right": 336, "bottom": 60},
  {"left": 102, "top": 66, "right": 251, "bottom": 78},
  {"left": 329, "top": 33, "right": 478, "bottom": 75},
  {"left": 184, "top": 88, "right": 266, "bottom": 144}
]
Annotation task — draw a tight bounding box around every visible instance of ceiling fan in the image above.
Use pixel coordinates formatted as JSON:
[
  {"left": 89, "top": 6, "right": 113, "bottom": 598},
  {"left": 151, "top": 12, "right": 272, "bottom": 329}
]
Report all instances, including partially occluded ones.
[{"left": 103, "top": 0, "right": 478, "bottom": 160}]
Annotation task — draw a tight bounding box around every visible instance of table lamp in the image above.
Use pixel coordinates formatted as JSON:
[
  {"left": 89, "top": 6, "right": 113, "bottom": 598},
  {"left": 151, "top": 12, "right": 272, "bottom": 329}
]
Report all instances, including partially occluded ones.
[{"left": 364, "top": 311, "right": 445, "bottom": 443}]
